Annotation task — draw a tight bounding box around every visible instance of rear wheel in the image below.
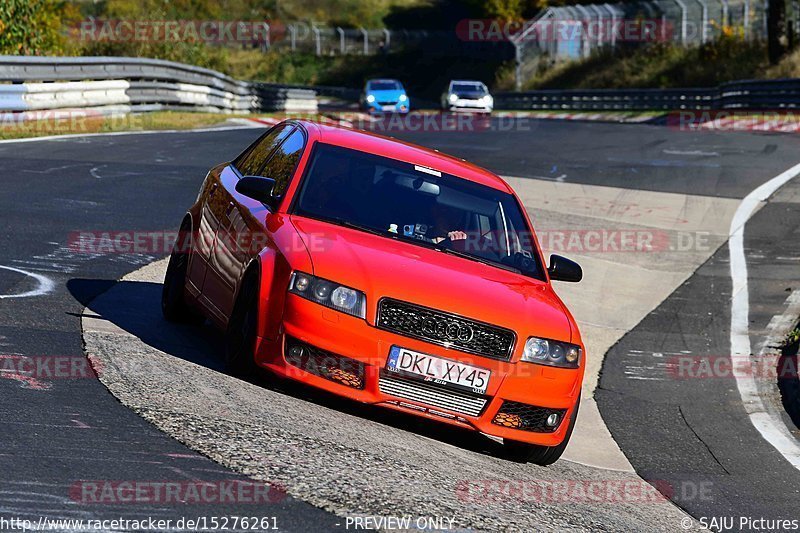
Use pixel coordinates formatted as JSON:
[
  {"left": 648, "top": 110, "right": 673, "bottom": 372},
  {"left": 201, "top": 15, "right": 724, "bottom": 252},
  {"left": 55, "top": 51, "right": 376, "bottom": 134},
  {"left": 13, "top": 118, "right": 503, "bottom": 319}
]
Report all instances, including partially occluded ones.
[
  {"left": 502, "top": 398, "right": 580, "bottom": 465},
  {"left": 162, "top": 219, "right": 194, "bottom": 322},
  {"left": 225, "top": 269, "right": 259, "bottom": 377}
]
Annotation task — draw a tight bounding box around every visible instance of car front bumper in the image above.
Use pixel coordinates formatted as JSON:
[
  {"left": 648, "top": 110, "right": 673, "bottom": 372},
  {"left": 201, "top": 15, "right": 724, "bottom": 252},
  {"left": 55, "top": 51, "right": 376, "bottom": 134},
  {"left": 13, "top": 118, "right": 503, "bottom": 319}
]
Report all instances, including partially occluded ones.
[
  {"left": 254, "top": 294, "right": 583, "bottom": 447},
  {"left": 446, "top": 98, "right": 493, "bottom": 113},
  {"left": 365, "top": 101, "right": 410, "bottom": 114}
]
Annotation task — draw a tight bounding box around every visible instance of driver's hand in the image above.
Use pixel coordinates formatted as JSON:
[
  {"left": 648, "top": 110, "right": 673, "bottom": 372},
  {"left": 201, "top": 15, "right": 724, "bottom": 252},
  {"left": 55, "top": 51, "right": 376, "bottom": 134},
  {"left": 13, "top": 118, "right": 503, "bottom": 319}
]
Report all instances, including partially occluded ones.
[{"left": 448, "top": 231, "right": 467, "bottom": 241}]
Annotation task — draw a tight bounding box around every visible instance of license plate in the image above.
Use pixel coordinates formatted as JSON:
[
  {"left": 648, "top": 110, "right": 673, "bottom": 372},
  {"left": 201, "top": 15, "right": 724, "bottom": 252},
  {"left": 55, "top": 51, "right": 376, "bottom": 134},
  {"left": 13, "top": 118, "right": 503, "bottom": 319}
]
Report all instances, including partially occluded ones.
[
  {"left": 386, "top": 346, "right": 490, "bottom": 394},
  {"left": 382, "top": 105, "right": 396, "bottom": 111}
]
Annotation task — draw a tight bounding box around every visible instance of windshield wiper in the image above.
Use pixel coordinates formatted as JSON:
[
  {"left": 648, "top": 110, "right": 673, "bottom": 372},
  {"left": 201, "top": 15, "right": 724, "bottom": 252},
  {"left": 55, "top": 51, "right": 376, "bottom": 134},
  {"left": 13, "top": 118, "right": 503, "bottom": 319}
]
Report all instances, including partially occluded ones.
[
  {"left": 323, "top": 218, "right": 388, "bottom": 238},
  {"left": 437, "top": 246, "right": 521, "bottom": 274}
]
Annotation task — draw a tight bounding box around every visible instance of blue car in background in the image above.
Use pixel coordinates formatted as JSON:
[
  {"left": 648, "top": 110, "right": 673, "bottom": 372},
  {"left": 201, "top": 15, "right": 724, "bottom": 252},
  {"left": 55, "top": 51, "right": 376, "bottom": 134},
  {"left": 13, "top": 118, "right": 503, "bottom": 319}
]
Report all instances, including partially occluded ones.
[{"left": 361, "top": 79, "right": 410, "bottom": 114}]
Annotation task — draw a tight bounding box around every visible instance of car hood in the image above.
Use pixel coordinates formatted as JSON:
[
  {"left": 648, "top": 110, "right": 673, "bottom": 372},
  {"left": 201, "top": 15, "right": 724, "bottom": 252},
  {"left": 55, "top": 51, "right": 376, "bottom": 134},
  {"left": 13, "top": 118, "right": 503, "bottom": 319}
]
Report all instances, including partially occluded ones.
[
  {"left": 290, "top": 216, "right": 573, "bottom": 343},
  {"left": 367, "top": 89, "right": 405, "bottom": 102}
]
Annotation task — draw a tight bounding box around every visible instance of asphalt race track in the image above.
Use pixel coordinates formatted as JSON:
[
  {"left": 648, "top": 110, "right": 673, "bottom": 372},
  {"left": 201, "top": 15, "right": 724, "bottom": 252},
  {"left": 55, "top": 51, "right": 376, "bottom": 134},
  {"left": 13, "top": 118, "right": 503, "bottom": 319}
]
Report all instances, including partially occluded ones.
[{"left": 1, "top": 118, "right": 799, "bottom": 530}]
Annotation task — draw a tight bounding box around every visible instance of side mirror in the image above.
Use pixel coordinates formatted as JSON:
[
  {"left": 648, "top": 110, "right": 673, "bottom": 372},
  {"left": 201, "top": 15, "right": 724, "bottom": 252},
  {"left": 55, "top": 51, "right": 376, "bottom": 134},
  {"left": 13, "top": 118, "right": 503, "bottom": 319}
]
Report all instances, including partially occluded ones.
[
  {"left": 548, "top": 254, "right": 582, "bottom": 282},
  {"left": 236, "top": 176, "right": 279, "bottom": 210}
]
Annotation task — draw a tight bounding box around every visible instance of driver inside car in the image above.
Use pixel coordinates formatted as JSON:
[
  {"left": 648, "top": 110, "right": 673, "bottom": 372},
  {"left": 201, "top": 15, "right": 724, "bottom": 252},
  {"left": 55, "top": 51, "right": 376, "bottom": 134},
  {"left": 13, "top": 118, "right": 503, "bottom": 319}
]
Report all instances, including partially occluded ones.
[{"left": 429, "top": 204, "right": 469, "bottom": 245}]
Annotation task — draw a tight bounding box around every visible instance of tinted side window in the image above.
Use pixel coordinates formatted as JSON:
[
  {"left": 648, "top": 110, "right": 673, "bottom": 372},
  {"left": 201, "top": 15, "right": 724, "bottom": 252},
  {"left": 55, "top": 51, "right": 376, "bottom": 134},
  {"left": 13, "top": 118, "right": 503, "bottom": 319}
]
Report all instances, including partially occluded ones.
[
  {"left": 234, "top": 125, "right": 293, "bottom": 176},
  {"left": 262, "top": 129, "right": 305, "bottom": 196}
]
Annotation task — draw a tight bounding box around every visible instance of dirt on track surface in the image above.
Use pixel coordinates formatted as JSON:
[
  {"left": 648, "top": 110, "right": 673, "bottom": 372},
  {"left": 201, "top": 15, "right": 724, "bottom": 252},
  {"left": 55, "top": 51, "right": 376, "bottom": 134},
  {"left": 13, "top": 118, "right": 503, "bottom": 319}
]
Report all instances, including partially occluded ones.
[{"left": 83, "top": 259, "right": 695, "bottom": 532}]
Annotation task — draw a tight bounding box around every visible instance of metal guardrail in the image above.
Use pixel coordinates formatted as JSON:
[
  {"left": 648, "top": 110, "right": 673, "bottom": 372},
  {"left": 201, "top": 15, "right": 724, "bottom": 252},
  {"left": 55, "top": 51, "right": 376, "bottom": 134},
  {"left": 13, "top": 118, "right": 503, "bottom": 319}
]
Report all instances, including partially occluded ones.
[
  {"left": 251, "top": 83, "right": 320, "bottom": 112},
  {"left": 313, "top": 85, "right": 361, "bottom": 102},
  {"left": 0, "top": 55, "right": 320, "bottom": 114},
  {"left": 7, "top": 54, "right": 800, "bottom": 116},
  {"left": 0, "top": 56, "right": 249, "bottom": 93},
  {"left": 495, "top": 79, "right": 800, "bottom": 111},
  {"left": 495, "top": 88, "right": 716, "bottom": 110},
  {"left": 0, "top": 80, "right": 131, "bottom": 111}
]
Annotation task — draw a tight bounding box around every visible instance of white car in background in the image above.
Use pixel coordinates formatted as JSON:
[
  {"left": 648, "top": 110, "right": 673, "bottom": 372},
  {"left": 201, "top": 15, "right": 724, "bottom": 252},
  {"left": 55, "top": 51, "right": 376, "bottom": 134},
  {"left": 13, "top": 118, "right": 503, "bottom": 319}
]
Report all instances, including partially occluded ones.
[{"left": 441, "top": 80, "right": 493, "bottom": 113}]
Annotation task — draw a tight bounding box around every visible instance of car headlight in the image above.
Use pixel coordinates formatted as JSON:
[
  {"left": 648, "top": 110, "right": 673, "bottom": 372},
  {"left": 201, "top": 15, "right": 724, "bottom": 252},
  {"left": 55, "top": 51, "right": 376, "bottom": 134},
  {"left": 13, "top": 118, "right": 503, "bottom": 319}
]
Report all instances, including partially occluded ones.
[
  {"left": 399, "top": 94, "right": 407, "bottom": 101},
  {"left": 366, "top": 94, "right": 375, "bottom": 103},
  {"left": 482, "top": 95, "right": 493, "bottom": 105},
  {"left": 521, "top": 336, "right": 581, "bottom": 368},
  {"left": 449, "top": 93, "right": 458, "bottom": 103},
  {"left": 288, "top": 271, "right": 366, "bottom": 319}
]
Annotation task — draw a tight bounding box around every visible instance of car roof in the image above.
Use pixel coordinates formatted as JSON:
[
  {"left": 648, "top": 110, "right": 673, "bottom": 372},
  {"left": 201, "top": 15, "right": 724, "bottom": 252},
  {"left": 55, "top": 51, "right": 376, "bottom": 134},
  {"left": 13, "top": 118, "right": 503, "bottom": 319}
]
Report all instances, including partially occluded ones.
[
  {"left": 296, "top": 120, "right": 512, "bottom": 193},
  {"left": 367, "top": 79, "right": 401, "bottom": 85},
  {"left": 451, "top": 80, "right": 485, "bottom": 85}
]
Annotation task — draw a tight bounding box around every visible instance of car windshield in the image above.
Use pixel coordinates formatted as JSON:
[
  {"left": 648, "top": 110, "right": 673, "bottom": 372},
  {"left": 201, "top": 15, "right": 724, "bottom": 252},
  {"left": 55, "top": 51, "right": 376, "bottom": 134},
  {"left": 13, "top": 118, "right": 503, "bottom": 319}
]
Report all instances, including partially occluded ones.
[
  {"left": 368, "top": 81, "right": 400, "bottom": 91},
  {"left": 292, "top": 143, "right": 543, "bottom": 279},
  {"left": 452, "top": 83, "right": 486, "bottom": 96}
]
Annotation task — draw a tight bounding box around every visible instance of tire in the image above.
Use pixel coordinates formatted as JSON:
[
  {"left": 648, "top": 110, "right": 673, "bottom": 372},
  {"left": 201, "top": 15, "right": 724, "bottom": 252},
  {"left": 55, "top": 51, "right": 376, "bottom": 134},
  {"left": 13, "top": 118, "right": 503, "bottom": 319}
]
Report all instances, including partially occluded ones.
[
  {"left": 225, "top": 269, "right": 259, "bottom": 377},
  {"left": 161, "top": 220, "right": 194, "bottom": 322},
  {"left": 502, "top": 398, "right": 580, "bottom": 465}
]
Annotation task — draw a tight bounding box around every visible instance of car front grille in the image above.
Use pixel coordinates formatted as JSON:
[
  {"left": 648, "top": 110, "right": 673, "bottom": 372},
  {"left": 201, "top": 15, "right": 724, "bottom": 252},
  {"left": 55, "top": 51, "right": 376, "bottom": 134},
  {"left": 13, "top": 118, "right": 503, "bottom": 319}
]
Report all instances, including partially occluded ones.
[
  {"left": 379, "top": 374, "right": 488, "bottom": 417},
  {"left": 492, "top": 401, "right": 566, "bottom": 432},
  {"left": 376, "top": 298, "right": 515, "bottom": 361}
]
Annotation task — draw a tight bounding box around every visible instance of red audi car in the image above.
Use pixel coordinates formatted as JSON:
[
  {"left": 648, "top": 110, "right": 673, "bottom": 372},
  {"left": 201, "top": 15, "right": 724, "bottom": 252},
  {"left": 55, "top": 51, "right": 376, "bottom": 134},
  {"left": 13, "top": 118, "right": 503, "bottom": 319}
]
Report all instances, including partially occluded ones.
[{"left": 162, "top": 119, "right": 585, "bottom": 464}]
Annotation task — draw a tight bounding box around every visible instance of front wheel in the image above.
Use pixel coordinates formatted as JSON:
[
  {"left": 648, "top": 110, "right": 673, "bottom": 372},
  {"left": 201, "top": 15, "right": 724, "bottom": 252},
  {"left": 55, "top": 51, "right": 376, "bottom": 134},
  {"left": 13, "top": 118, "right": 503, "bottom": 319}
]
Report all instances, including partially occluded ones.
[
  {"left": 225, "top": 269, "right": 259, "bottom": 377},
  {"left": 502, "top": 398, "right": 580, "bottom": 465},
  {"left": 162, "top": 222, "right": 194, "bottom": 322}
]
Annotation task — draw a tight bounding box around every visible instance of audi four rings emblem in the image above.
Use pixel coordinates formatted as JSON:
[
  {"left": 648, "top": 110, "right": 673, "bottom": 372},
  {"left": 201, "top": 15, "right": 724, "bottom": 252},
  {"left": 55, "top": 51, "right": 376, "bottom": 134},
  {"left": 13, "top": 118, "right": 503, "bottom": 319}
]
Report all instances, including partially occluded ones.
[{"left": 421, "top": 318, "right": 474, "bottom": 342}]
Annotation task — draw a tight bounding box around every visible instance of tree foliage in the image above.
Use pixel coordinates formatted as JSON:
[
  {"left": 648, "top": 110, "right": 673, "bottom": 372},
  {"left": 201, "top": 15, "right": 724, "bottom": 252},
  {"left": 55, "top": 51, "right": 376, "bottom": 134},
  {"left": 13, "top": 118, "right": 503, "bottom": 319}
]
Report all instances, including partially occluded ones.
[{"left": 0, "top": 0, "right": 77, "bottom": 55}]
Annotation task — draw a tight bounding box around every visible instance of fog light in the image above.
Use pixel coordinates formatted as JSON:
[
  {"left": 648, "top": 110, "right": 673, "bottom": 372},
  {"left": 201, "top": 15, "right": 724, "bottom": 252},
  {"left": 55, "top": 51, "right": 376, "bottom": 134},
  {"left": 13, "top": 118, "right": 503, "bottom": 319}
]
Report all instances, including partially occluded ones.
[
  {"left": 546, "top": 413, "right": 560, "bottom": 427},
  {"left": 288, "top": 345, "right": 304, "bottom": 358},
  {"left": 493, "top": 412, "right": 523, "bottom": 428}
]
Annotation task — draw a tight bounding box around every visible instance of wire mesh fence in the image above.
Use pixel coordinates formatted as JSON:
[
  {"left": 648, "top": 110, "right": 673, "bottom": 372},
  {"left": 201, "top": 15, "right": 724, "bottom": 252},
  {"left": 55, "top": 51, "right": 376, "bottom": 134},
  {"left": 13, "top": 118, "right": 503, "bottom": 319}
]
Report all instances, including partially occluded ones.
[
  {"left": 250, "top": 24, "right": 513, "bottom": 64},
  {"left": 261, "top": 24, "right": 435, "bottom": 55},
  {"left": 511, "top": 0, "right": 770, "bottom": 89}
]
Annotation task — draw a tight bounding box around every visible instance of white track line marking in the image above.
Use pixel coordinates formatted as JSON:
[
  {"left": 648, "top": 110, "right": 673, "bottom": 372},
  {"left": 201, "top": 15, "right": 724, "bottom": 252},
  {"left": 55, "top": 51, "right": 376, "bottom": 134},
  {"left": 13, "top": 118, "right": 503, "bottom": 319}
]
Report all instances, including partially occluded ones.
[
  {"left": 0, "top": 265, "right": 55, "bottom": 299},
  {"left": 730, "top": 162, "right": 800, "bottom": 469}
]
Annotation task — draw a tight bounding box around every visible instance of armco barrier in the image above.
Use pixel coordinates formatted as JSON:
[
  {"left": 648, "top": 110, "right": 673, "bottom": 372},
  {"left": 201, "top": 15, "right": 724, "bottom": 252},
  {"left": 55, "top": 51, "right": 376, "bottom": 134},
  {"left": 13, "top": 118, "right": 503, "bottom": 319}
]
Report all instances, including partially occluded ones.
[
  {"left": 0, "top": 55, "right": 318, "bottom": 114},
  {"left": 4, "top": 55, "right": 800, "bottom": 116},
  {"left": 251, "top": 83, "right": 318, "bottom": 112},
  {"left": 495, "top": 79, "right": 800, "bottom": 111},
  {"left": 127, "top": 81, "right": 255, "bottom": 112},
  {"left": 0, "top": 80, "right": 130, "bottom": 111}
]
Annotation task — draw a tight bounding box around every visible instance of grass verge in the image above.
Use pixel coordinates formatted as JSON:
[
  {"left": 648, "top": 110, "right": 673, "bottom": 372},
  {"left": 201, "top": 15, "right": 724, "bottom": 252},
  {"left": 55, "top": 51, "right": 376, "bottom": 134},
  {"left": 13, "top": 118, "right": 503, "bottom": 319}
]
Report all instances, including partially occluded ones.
[{"left": 0, "top": 111, "right": 263, "bottom": 140}]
